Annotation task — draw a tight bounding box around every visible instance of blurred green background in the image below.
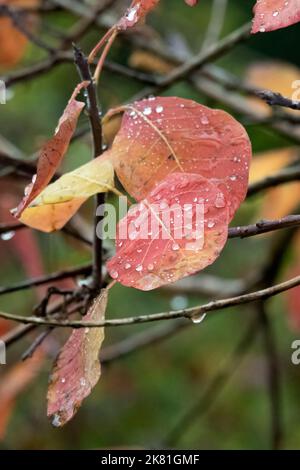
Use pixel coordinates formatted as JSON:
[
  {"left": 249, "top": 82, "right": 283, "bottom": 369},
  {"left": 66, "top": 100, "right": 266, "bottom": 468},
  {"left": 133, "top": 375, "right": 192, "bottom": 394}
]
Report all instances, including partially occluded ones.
[{"left": 0, "top": 0, "right": 300, "bottom": 450}]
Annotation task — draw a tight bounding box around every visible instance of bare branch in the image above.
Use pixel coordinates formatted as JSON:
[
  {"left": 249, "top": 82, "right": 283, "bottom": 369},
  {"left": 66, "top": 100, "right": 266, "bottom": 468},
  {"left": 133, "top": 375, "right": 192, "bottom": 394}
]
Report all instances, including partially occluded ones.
[{"left": 1, "top": 273, "right": 300, "bottom": 328}]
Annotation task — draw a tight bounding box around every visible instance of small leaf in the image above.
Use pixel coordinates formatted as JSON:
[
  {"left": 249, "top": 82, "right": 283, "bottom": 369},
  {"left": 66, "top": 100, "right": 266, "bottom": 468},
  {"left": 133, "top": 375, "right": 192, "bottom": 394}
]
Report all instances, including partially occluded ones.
[
  {"left": 107, "top": 172, "right": 229, "bottom": 291},
  {"left": 47, "top": 289, "right": 108, "bottom": 427},
  {"left": 184, "top": 0, "right": 199, "bottom": 5},
  {"left": 19, "top": 155, "right": 115, "bottom": 232},
  {"left": 14, "top": 81, "right": 88, "bottom": 219},
  {"left": 108, "top": 97, "right": 251, "bottom": 221},
  {"left": 252, "top": 0, "right": 300, "bottom": 33},
  {"left": 117, "top": 0, "right": 160, "bottom": 31}
]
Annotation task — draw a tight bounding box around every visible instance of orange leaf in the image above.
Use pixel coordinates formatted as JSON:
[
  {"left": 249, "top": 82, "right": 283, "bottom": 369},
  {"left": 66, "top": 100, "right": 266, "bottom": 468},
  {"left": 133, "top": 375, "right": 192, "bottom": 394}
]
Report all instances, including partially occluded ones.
[
  {"left": 250, "top": 148, "right": 299, "bottom": 183},
  {"left": 107, "top": 172, "right": 229, "bottom": 290},
  {"left": 108, "top": 97, "right": 251, "bottom": 221},
  {"left": 18, "top": 155, "right": 115, "bottom": 232},
  {"left": 0, "top": 0, "right": 40, "bottom": 69},
  {"left": 252, "top": 0, "right": 300, "bottom": 33},
  {"left": 245, "top": 61, "right": 300, "bottom": 117},
  {"left": 250, "top": 148, "right": 300, "bottom": 220},
  {"left": 14, "top": 81, "right": 88, "bottom": 219},
  {"left": 47, "top": 289, "right": 108, "bottom": 427}
]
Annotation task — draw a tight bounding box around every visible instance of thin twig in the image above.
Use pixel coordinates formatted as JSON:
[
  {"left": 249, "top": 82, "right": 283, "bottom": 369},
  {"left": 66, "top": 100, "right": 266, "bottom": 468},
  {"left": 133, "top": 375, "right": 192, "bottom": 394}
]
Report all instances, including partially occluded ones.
[
  {"left": 1, "top": 273, "right": 300, "bottom": 328},
  {"left": 0, "top": 264, "right": 91, "bottom": 296}
]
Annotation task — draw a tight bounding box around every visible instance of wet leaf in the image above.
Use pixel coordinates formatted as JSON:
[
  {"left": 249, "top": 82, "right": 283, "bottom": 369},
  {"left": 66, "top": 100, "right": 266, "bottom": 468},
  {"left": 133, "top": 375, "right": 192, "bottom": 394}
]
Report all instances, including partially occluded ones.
[
  {"left": 117, "top": 0, "right": 160, "bottom": 31},
  {"left": 19, "top": 156, "right": 115, "bottom": 232},
  {"left": 47, "top": 289, "right": 108, "bottom": 427},
  {"left": 252, "top": 0, "right": 300, "bottom": 33},
  {"left": 108, "top": 97, "right": 251, "bottom": 220},
  {"left": 184, "top": 0, "right": 199, "bottom": 5},
  {"left": 117, "top": 0, "right": 198, "bottom": 31},
  {"left": 107, "top": 172, "right": 229, "bottom": 291},
  {"left": 14, "top": 81, "right": 88, "bottom": 219}
]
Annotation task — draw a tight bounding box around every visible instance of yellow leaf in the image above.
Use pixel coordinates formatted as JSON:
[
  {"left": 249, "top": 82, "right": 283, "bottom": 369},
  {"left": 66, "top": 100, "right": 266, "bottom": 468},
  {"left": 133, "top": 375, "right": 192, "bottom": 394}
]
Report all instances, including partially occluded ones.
[
  {"left": 250, "top": 148, "right": 300, "bottom": 220},
  {"left": 245, "top": 61, "right": 300, "bottom": 117},
  {"left": 250, "top": 148, "right": 299, "bottom": 183},
  {"left": 20, "top": 155, "right": 115, "bottom": 232}
]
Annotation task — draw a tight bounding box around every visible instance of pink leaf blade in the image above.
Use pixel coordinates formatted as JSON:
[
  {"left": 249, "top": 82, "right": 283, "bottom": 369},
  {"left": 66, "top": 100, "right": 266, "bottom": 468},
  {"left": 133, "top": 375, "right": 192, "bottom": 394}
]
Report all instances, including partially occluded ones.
[
  {"left": 14, "top": 81, "right": 88, "bottom": 218},
  {"left": 252, "top": 0, "right": 300, "bottom": 33},
  {"left": 109, "top": 97, "right": 251, "bottom": 221},
  {"left": 117, "top": 0, "right": 160, "bottom": 31},
  {"left": 47, "top": 289, "right": 108, "bottom": 427},
  {"left": 185, "top": 0, "right": 199, "bottom": 5},
  {"left": 107, "top": 173, "right": 229, "bottom": 291}
]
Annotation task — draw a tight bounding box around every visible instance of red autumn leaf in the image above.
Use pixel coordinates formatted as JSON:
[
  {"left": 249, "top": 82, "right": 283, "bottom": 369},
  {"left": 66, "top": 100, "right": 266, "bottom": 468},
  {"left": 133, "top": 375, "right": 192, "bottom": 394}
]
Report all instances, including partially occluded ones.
[
  {"left": 117, "top": 0, "right": 197, "bottom": 31},
  {"left": 107, "top": 172, "right": 229, "bottom": 291},
  {"left": 185, "top": 0, "right": 199, "bottom": 5},
  {"left": 47, "top": 289, "right": 108, "bottom": 427},
  {"left": 116, "top": 0, "right": 160, "bottom": 31},
  {"left": 108, "top": 97, "right": 251, "bottom": 221},
  {"left": 14, "top": 81, "right": 88, "bottom": 219},
  {"left": 252, "top": 0, "right": 300, "bottom": 33}
]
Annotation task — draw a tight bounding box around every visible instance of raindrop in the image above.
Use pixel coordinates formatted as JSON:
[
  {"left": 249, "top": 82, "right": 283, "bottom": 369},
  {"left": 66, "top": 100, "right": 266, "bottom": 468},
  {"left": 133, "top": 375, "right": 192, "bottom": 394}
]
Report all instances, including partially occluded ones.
[
  {"left": 159, "top": 201, "right": 168, "bottom": 210},
  {"left": 52, "top": 414, "right": 62, "bottom": 428},
  {"left": 191, "top": 313, "right": 207, "bottom": 324},
  {"left": 110, "top": 270, "right": 119, "bottom": 279},
  {"left": 126, "top": 6, "right": 138, "bottom": 22},
  {"left": 143, "top": 106, "right": 152, "bottom": 116},
  {"left": 214, "top": 193, "right": 226, "bottom": 208},
  {"left": 1, "top": 231, "right": 15, "bottom": 241}
]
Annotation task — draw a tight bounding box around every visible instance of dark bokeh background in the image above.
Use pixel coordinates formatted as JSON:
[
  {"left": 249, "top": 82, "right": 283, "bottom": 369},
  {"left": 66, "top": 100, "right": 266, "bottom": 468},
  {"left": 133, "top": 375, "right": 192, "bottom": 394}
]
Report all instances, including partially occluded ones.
[{"left": 0, "top": 0, "right": 300, "bottom": 450}]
